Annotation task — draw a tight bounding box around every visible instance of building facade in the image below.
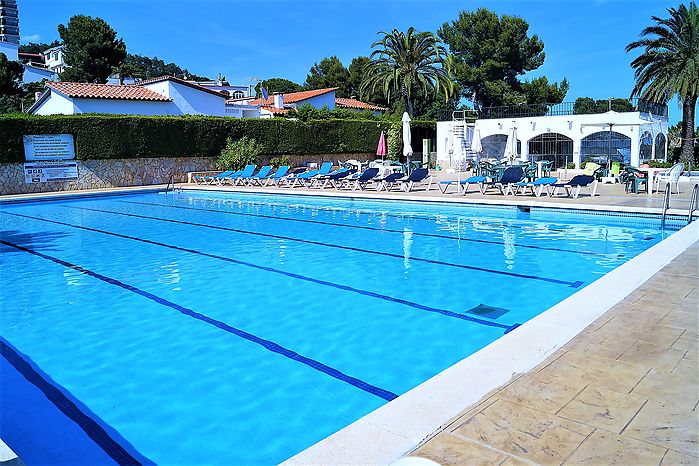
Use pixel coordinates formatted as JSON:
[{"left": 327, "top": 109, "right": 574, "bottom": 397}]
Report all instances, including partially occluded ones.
[
  {"left": 0, "top": 0, "right": 19, "bottom": 45},
  {"left": 436, "top": 100, "right": 669, "bottom": 169}
]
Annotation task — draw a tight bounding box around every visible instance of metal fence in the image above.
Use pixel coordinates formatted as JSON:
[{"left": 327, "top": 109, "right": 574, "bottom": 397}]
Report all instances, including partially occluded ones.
[{"left": 478, "top": 97, "right": 668, "bottom": 120}]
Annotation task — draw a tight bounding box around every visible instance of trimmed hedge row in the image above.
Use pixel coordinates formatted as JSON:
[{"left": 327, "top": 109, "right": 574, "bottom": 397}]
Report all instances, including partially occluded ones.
[{"left": 0, "top": 114, "right": 434, "bottom": 164}]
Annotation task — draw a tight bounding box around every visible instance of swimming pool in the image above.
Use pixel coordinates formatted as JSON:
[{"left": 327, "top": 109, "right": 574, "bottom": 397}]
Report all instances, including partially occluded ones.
[{"left": 0, "top": 190, "right": 684, "bottom": 465}]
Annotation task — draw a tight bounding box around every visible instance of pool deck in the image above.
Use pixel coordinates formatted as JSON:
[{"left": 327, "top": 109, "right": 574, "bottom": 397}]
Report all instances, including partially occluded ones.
[{"left": 409, "top": 242, "right": 699, "bottom": 466}]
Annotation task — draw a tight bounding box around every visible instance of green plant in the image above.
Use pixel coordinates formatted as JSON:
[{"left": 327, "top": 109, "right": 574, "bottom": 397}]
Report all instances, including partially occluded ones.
[
  {"left": 216, "top": 136, "right": 262, "bottom": 170},
  {"left": 646, "top": 159, "right": 672, "bottom": 168},
  {"left": 270, "top": 155, "right": 291, "bottom": 167}
]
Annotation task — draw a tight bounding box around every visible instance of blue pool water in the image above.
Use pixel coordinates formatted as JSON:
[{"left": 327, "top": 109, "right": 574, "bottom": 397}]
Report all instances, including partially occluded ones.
[{"left": 0, "top": 191, "right": 681, "bottom": 465}]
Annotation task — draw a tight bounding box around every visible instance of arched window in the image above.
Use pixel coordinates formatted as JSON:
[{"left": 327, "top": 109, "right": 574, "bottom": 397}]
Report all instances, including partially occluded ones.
[
  {"left": 640, "top": 131, "right": 654, "bottom": 161},
  {"left": 654, "top": 133, "right": 667, "bottom": 161},
  {"left": 481, "top": 134, "right": 521, "bottom": 159},
  {"left": 527, "top": 133, "right": 573, "bottom": 168},
  {"left": 581, "top": 131, "right": 632, "bottom": 165},
  {"left": 232, "top": 90, "right": 245, "bottom": 99}
]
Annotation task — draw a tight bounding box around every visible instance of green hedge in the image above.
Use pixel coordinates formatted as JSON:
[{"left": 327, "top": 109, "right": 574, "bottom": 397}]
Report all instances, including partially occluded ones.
[{"left": 0, "top": 115, "right": 439, "bottom": 164}]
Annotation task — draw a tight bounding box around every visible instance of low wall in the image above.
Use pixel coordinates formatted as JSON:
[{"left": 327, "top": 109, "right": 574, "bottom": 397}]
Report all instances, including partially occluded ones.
[{"left": 0, "top": 157, "right": 216, "bottom": 195}]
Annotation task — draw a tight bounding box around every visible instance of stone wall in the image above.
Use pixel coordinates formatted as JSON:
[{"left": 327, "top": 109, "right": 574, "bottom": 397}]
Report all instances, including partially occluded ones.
[{"left": 0, "top": 157, "right": 216, "bottom": 195}]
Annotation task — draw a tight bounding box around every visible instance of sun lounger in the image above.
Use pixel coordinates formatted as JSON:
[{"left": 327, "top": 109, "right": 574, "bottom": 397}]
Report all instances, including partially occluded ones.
[
  {"left": 438, "top": 175, "right": 487, "bottom": 194},
  {"left": 243, "top": 166, "right": 272, "bottom": 186},
  {"left": 481, "top": 167, "right": 524, "bottom": 195},
  {"left": 552, "top": 175, "right": 598, "bottom": 198},
  {"left": 345, "top": 167, "right": 380, "bottom": 191},
  {"left": 316, "top": 168, "right": 357, "bottom": 189},
  {"left": 224, "top": 164, "right": 256, "bottom": 185},
  {"left": 377, "top": 172, "right": 407, "bottom": 191},
  {"left": 396, "top": 168, "right": 433, "bottom": 192},
  {"left": 194, "top": 170, "right": 235, "bottom": 185},
  {"left": 514, "top": 177, "right": 558, "bottom": 197},
  {"left": 261, "top": 166, "right": 290, "bottom": 186},
  {"left": 288, "top": 162, "right": 333, "bottom": 187}
]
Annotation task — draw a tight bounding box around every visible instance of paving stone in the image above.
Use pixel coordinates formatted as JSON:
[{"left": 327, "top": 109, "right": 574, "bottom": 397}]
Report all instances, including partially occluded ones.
[
  {"left": 557, "top": 386, "right": 646, "bottom": 433},
  {"left": 563, "top": 429, "right": 666, "bottom": 465}
]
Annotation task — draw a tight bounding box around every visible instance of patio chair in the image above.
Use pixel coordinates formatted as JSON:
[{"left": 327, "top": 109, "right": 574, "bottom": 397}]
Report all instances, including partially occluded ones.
[
  {"left": 514, "top": 177, "right": 558, "bottom": 197},
  {"left": 583, "top": 162, "right": 605, "bottom": 180},
  {"left": 243, "top": 165, "right": 272, "bottom": 185},
  {"left": 223, "top": 164, "right": 256, "bottom": 185},
  {"left": 261, "top": 166, "right": 290, "bottom": 186},
  {"left": 481, "top": 166, "right": 525, "bottom": 195},
  {"left": 552, "top": 175, "right": 598, "bottom": 198},
  {"left": 624, "top": 167, "right": 648, "bottom": 194},
  {"left": 397, "top": 168, "right": 432, "bottom": 192},
  {"left": 652, "top": 162, "right": 684, "bottom": 194},
  {"left": 346, "top": 167, "right": 380, "bottom": 191}
]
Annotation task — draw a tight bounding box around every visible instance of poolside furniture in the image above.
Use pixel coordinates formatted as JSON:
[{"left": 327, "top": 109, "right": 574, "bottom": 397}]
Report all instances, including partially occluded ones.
[
  {"left": 194, "top": 170, "right": 235, "bottom": 185},
  {"left": 583, "top": 162, "right": 605, "bottom": 180},
  {"left": 242, "top": 166, "right": 272, "bottom": 185},
  {"left": 260, "top": 166, "right": 290, "bottom": 186},
  {"left": 286, "top": 162, "right": 333, "bottom": 187},
  {"left": 514, "top": 177, "right": 558, "bottom": 197},
  {"left": 438, "top": 175, "right": 487, "bottom": 194},
  {"left": 394, "top": 168, "right": 433, "bottom": 192},
  {"left": 624, "top": 167, "right": 648, "bottom": 194},
  {"left": 346, "top": 167, "right": 380, "bottom": 191},
  {"left": 378, "top": 172, "right": 409, "bottom": 191},
  {"left": 481, "top": 166, "right": 525, "bottom": 195},
  {"left": 552, "top": 175, "right": 598, "bottom": 198},
  {"left": 652, "top": 163, "right": 684, "bottom": 194},
  {"left": 317, "top": 168, "right": 357, "bottom": 189},
  {"left": 223, "top": 165, "right": 256, "bottom": 185},
  {"left": 523, "top": 163, "right": 538, "bottom": 181}
]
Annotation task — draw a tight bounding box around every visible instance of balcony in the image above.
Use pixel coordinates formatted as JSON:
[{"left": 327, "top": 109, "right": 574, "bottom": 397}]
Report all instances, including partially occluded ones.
[{"left": 478, "top": 98, "right": 668, "bottom": 120}]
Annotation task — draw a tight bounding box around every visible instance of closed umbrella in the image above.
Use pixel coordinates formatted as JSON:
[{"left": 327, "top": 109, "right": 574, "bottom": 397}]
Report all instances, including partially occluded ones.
[
  {"left": 376, "top": 130, "right": 387, "bottom": 160},
  {"left": 402, "top": 112, "right": 413, "bottom": 173},
  {"left": 504, "top": 127, "right": 518, "bottom": 164}
]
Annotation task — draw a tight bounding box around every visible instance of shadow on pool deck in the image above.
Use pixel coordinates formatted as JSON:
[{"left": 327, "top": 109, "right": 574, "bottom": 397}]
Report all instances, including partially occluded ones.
[{"left": 408, "top": 243, "right": 699, "bottom": 465}]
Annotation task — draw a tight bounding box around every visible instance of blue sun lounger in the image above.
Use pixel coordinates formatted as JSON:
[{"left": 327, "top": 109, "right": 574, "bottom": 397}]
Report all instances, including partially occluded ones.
[
  {"left": 345, "top": 167, "right": 380, "bottom": 191},
  {"left": 438, "top": 175, "right": 487, "bottom": 194},
  {"left": 261, "top": 166, "right": 290, "bottom": 186},
  {"left": 194, "top": 170, "right": 235, "bottom": 185},
  {"left": 314, "top": 168, "right": 356, "bottom": 189},
  {"left": 514, "top": 177, "right": 558, "bottom": 197},
  {"left": 242, "top": 165, "right": 272, "bottom": 185},
  {"left": 552, "top": 175, "right": 598, "bottom": 198},
  {"left": 223, "top": 164, "right": 256, "bottom": 185},
  {"left": 286, "top": 162, "right": 333, "bottom": 187},
  {"left": 482, "top": 166, "right": 524, "bottom": 195}
]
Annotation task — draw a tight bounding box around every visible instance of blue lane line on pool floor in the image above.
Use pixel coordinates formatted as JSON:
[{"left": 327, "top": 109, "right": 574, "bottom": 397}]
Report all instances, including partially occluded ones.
[
  {"left": 63, "top": 205, "right": 583, "bottom": 289},
  {"left": 0, "top": 338, "right": 151, "bottom": 466},
  {"left": 0, "top": 239, "right": 399, "bottom": 402},
  {"left": 120, "top": 200, "right": 611, "bottom": 258},
  {"left": 4, "top": 211, "right": 519, "bottom": 332}
]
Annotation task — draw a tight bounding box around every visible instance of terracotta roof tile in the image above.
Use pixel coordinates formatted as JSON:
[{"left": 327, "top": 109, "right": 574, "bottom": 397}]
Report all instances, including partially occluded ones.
[
  {"left": 243, "top": 87, "right": 338, "bottom": 106},
  {"left": 260, "top": 105, "right": 289, "bottom": 114},
  {"left": 335, "top": 97, "right": 387, "bottom": 111},
  {"left": 47, "top": 82, "right": 171, "bottom": 102}
]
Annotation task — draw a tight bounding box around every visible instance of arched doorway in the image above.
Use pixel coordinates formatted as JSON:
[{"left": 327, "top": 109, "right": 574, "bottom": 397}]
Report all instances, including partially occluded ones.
[
  {"left": 527, "top": 133, "right": 573, "bottom": 168},
  {"left": 481, "top": 134, "right": 521, "bottom": 159},
  {"left": 581, "top": 131, "right": 632, "bottom": 165},
  {"left": 654, "top": 133, "right": 667, "bottom": 161},
  {"left": 640, "top": 131, "right": 654, "bottom": 161}
]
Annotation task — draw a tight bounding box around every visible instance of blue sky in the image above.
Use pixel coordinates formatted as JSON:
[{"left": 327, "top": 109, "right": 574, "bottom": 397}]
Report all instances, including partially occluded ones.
[{"left": 21, "top": 0, "right": 683, "bottom": 123}]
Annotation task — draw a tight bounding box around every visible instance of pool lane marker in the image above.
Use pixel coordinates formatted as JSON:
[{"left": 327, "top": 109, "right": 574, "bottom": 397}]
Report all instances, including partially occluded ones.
[
  {"left": 120, "top": 200, "right": 612, "bottom": 258},
  {"left": 63, "top": 205, "right": 583, "bottom": 288},
  {"left": 0, "top": 239, "right": 399, "bottom": 402},
  {"left": 0, "top": 338, "right": 150, "bottom": 466},
  {"left": 3, "top": 211, "right": 520, "bottom": 332}
]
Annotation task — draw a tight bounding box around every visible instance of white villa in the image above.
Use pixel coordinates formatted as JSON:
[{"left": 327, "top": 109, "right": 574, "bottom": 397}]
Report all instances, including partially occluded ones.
[
  {"left": 28, "top": 76, "right": 261, "bottom": 118},
  {"left": 437, "top": 100, "right": 669, "bottom": 169}
]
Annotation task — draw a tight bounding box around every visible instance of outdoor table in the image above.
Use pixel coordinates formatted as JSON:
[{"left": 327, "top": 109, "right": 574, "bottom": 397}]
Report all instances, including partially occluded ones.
[{"left": 638, "top": 167, "right": 668, "bottom": 194}]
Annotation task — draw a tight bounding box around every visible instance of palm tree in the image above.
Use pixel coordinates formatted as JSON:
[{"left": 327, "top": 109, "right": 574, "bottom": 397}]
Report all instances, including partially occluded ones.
[
  {"left": 361, "top": 27, "right": 454, "bottom": 116},
  {"left": 626, "top": 3, "right": 699, "bottom": 164}
]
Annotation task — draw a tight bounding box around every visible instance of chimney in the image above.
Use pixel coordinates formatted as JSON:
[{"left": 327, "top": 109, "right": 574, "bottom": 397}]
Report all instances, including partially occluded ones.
[
  {"left": 35, "top": 91, "right": 42, "bottom": 102},
  {"left": 273, "top": 93, "right": 284, "bottom": 109}
]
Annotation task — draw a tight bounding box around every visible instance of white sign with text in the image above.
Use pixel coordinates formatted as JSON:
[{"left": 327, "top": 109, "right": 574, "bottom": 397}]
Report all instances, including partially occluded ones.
[
  {"left": 23, "top": 134, "right": 76, "bottom": 161},
  {"left": 23, "top": 161, "right": 79, "bottom": 183}
]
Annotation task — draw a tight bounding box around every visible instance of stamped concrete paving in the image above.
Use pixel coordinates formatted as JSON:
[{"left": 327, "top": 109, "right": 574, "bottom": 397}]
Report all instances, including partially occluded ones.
[{"left": 409, "top": 243, "right": 699, "bottom": 466}]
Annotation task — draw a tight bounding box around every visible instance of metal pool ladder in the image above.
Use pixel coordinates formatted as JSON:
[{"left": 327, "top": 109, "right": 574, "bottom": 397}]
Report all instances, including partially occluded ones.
[
  {"left": 661, "top": 182, "right": 671, "bottom": 229},
  {"left": 688, "top": 183, "right": 699, "bottom": 224},
  {"left": 164, "top": 174, "right": 175, "bottom": 194}
]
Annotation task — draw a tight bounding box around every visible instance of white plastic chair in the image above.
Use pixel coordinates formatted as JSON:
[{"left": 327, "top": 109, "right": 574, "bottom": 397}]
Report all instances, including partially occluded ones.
[{"left": 653, "top": 162, "right": 684, "bottom": 194}]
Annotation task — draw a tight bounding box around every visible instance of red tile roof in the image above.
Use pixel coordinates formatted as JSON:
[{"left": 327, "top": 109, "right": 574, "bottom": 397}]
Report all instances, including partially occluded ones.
[
  {"left": 260, "top": 105, "right": 289, "bottom": 115},
  {"left": 47, "top": 82, "right": 171, "bottom": 101},
  {"left": 243, "top": 87, "right": 338, "bottom": 106},
  {"left": 134, "top": 75, "right": 230, "bottom": 98},
  {"left": 335, "top": 97, "right": 387, "bottom": 111}
]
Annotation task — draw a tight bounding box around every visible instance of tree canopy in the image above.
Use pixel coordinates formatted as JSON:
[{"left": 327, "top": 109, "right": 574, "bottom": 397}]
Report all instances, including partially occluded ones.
[
  {"left": 0, "top": 52, "right": 24, "bottom": 113},
  {"left": 58, "top": 15, "right": 127, "bottom": 83},
  {"left": 121, "top": 53, "right": 209, "bottom": 81},
  {"left": 361, "top": 27, "right": 454, "bottom": 116},
  {"left": 438, "top": 8, "right": 568, "bottom": 110},
  {"left": 255, "top": 77, "right": 303, "bottom": 96},
  {"left": 627, "top": 2, "right": 699, "bottom": 164},
  {"left": 305, "top": 56, "right": 351, "bottom": 97},
  {"left": 573, "top": 97, "right": 634, "bottom": 115},
  {"left": 18, "top": 40, "right": 61, "bottom": 55}
]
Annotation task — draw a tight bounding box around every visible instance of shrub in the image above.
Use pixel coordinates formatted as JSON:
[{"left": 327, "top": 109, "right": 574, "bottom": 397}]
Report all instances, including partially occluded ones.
[
  {"left": 646, "top": 159, "right": 672, "bottom": 168},
  {"left": 269, "top": 155, "right": 291, "bottom": 167},
  {"left": 216, "top": 136, "right": 262, "bottom": 170}
]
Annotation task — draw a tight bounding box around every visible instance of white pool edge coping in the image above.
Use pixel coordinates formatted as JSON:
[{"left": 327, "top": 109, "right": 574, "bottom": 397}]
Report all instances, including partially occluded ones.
[{"left": 282, "top": 220, "right": 699, "bottom": 466}]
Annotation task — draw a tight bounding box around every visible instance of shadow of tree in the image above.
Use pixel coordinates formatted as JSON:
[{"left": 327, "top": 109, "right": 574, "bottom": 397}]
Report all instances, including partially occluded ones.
[{"left": 0, "top": 230, "right": 70, "bottom": 254}]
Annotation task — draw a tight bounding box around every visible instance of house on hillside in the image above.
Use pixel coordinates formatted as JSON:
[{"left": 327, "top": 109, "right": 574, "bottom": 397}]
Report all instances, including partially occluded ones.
[
  {"left": 28, "top": 76, "right": 260, "bottom": 118},
  {"left": 227, "top": 87, "right": 386, "bottom": 118}
]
